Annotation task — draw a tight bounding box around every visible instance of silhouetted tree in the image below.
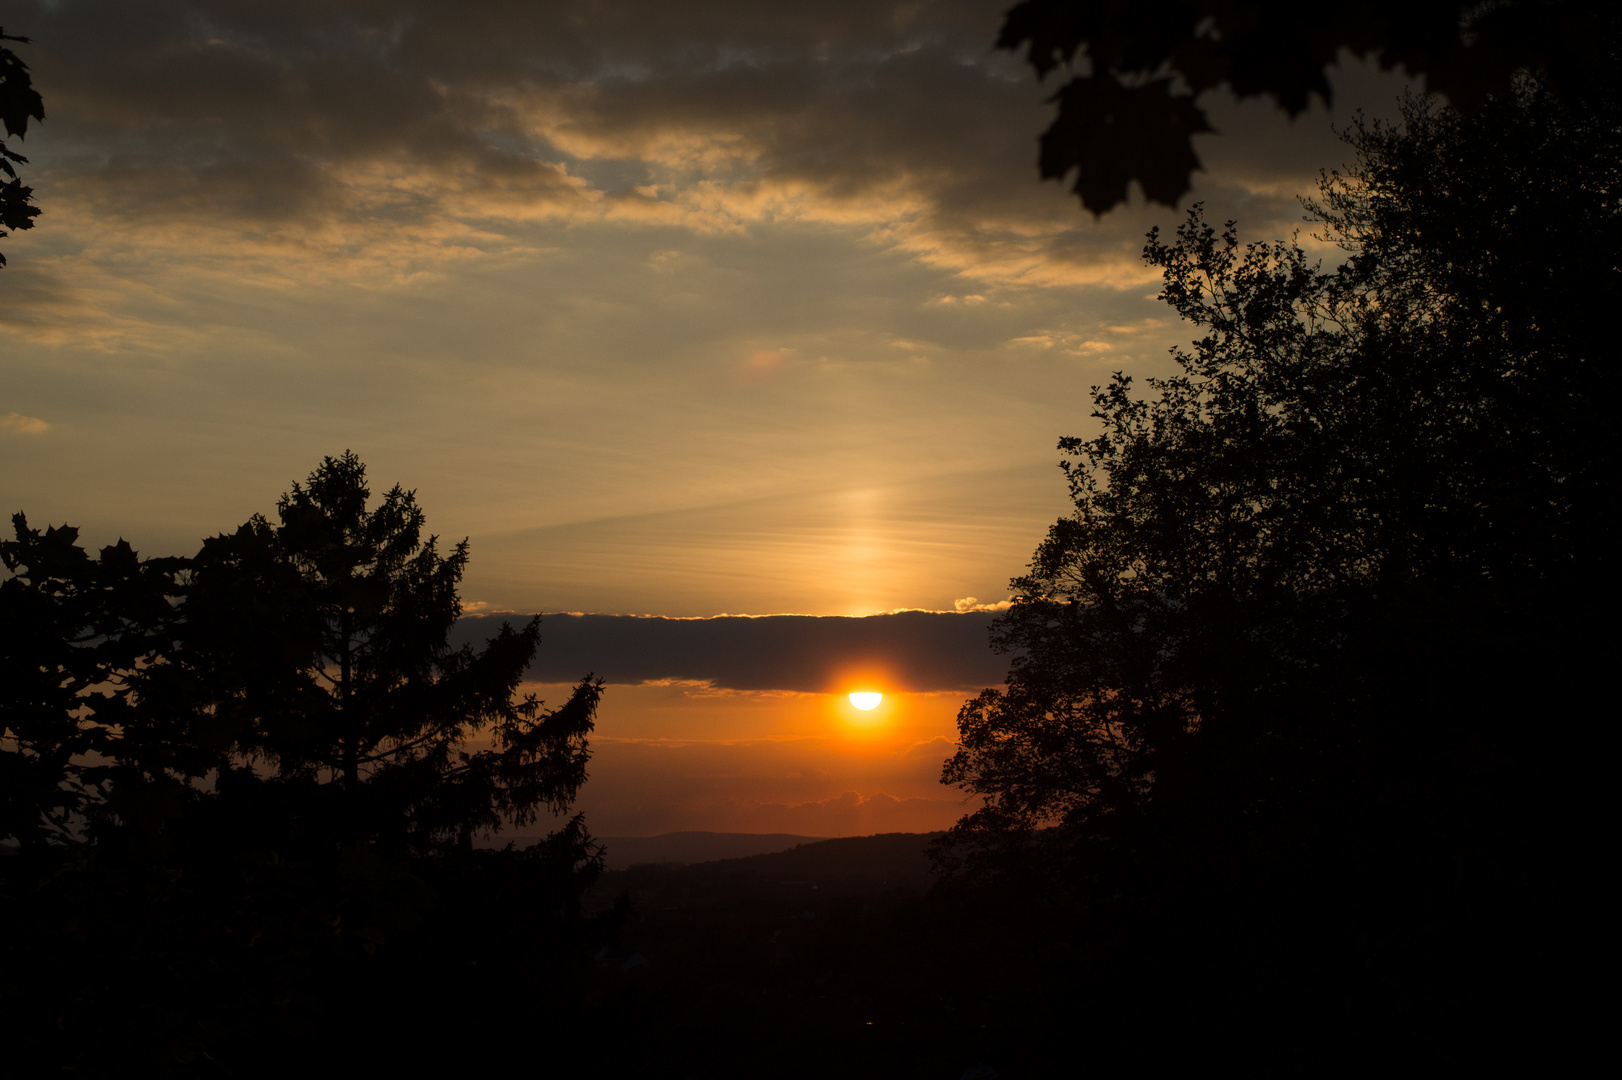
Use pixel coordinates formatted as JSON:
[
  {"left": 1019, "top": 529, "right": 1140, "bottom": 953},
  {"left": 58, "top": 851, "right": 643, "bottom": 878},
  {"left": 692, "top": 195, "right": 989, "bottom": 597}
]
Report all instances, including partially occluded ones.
[
  {"left": 999, "top": 0, "right": 1618, "bottom": 214},
  {"left": 0, "top": 517, "right": 187, "bottom": 850},
  {"left": 942, "top": 81, "right": 1616, "bottom": 1060},
  {"left": 0, "top": 27, "right": 44, "bottom": 266},
  {"left": 4, "top": 454, "right": 606, "bottom": 1073},
  {"left": 177, "top": 451, "right": 601, "bottom": 858},
  {"left": 951, "top": 82, "right": 1617, "bottom": 824}
]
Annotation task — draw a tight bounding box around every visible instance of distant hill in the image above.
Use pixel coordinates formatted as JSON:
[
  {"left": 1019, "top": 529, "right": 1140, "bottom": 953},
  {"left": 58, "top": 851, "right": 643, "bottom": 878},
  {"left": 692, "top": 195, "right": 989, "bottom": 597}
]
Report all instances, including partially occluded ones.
[
  {"left": 696, "top": 831, "right": 944, "bottom": 889},
  {"left": 578, "top": 830, "right": 974, "bottom": 1075},
  {"left": 596, "top": 831, "right": 827, "bottom": 870},
  {"left": 583, "top": 831, "right": 945, "bottom": 915}
]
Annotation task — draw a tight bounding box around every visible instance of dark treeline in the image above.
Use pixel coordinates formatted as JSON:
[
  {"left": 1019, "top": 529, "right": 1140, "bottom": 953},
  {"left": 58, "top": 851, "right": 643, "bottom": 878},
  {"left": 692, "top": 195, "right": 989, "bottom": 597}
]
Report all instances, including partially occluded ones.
[
  {"left": 937, "top": 76, "right": 1618, "bottom": 1067},
  {"left": 2, "top": 454, "right": 611, "bottom": 1073},
  {"left": 943, "top": 4, "right": 1617, "bottom": 1066}
]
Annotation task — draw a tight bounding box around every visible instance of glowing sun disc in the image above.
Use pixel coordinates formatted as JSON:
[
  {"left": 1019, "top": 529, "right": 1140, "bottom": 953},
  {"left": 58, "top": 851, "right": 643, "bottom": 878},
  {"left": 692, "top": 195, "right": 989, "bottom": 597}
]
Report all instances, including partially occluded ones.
[{"left": 849, "top": 692, "right": 883, "bottom": 711}]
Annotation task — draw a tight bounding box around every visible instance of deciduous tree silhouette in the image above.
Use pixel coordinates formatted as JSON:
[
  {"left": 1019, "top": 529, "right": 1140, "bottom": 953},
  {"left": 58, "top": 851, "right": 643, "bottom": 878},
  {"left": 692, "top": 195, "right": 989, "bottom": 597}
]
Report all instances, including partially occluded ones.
[
  {"left": 999, "top": 0, "right": 1617, "bottom": 214},
  {"left": 942, "top": 80, "right": 1616, "bottom": 1059},
  {"left": 0, "top": 27, "right": 44, "bottom": 266}
]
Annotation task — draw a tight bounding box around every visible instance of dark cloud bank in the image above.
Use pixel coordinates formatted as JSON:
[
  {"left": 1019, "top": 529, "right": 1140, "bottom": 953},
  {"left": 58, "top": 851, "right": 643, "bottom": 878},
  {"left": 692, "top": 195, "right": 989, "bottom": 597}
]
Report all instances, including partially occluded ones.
[
  {"left": 451, "top": 611, "right": 1008, "bottom": 692},
  {"left": 12, "top": 0, "right": 1367, "bottom": 284},
  {"left": 18, "top": 0, "right": 1049, "bottom": 229}
]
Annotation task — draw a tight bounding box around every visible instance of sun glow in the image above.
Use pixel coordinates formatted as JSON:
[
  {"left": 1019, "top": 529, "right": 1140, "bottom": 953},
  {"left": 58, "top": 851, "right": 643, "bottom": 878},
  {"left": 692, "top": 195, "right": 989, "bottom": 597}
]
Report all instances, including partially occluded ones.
[{"left": 848, "top": 692, "right": 883, "bottom": 711}]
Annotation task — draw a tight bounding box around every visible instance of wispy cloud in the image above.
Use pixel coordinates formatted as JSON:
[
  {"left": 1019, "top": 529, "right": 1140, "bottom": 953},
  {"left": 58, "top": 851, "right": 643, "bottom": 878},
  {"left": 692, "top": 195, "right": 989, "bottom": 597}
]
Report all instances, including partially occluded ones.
[
  {"left": 2, "top": 412, "right": 50, "bottom": 434},
  {"left": 952, "top": 596, "right": 1010, "bottom": 613},
  {"left": 2, "top": 1, "right": 1419, "bottom": 621}
]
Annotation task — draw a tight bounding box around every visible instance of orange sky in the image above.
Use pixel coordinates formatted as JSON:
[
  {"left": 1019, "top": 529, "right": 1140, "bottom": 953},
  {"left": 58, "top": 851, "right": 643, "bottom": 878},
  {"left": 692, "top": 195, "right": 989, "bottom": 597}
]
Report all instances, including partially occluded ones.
[
  {"left": 539, "top": 682, "right": 975, "bottom": 836},
  {"left": 1, "top": 2, "right": 1419, "bottom": 837}
]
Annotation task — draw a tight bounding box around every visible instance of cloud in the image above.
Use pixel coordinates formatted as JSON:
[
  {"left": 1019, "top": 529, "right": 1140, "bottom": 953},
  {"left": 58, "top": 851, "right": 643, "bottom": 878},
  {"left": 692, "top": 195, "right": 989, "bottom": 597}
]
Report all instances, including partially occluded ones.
[
  {"left": 2, "top": 413, "right": 50, "bottom": 434},
  {"left": 1005, "top": 328, "right": 1131, "bottom": 355},
  {"left": 0, "top": 2, "right": 1422, "bottom": 623},
  {"left": 952, "top": 596, "right": 1010, "bottom": 613},
  {"left": 17, "top": 0, "right": 1351, "bottom": 302},
  {"left": 451, "top": 610, "right": 1009, "bottom": 692},
  {"left": 461, "top": 464, "right": 1074, "bottom": 619}
]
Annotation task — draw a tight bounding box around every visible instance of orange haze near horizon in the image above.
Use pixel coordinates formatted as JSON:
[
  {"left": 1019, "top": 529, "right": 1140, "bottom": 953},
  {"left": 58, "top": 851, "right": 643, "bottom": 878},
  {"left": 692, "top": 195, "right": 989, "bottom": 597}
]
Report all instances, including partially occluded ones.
[{"left": 513, "top": 680, "right": 976, "bottom": 838}]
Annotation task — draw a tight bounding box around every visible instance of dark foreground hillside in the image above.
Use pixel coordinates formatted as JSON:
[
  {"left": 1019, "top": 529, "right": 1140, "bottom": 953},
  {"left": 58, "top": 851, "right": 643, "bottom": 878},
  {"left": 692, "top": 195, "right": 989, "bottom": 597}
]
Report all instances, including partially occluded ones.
[
  {"left": 575, "top": 832, "right": 1073, "bottom": 1079},
  {"left": 571, "top": 827, "right": 1585, "bottom": 1078},
  {"left": 590, "top": 831, "right": 939, "bottom": 903},
  {"left": 600, "top": 831, "right": 831, "bottom": 869},
  {"left": 481, "top": 830, "right": 830, "bottom": 868}
]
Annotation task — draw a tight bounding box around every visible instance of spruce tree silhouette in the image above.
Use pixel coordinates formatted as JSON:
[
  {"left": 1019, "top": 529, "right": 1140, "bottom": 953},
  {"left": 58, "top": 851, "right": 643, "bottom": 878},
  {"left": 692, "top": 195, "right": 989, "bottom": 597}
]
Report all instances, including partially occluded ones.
[
  {"left": 182, "top": 450, "right": 601, "bottom": 857},
  {"left": 3, "top": 454, "right": 607, "bottom": 1074},
  {"left": 155, "top": 451, "right": 608, "bottom": 1070}
]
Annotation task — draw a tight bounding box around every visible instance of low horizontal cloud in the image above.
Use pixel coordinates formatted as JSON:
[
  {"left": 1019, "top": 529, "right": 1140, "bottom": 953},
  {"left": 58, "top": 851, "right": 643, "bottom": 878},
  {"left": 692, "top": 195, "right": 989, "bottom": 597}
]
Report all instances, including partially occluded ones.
[{"left": 452, "top": 610, "right": 1009, "bottom": 692}]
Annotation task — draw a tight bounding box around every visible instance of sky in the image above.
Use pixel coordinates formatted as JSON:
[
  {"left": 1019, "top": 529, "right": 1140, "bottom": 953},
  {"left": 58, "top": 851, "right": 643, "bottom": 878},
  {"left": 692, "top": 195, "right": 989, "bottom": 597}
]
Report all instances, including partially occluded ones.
[{"left": 1, "top": 0, "right": 1418, "bottom": 837}]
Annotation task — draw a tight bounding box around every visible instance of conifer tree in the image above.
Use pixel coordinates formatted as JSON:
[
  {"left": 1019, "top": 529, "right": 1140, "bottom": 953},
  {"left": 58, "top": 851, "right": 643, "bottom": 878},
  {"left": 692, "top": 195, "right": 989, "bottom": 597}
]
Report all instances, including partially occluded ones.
[
  {"left": 4, "top": 454, "right": 605, "bottom": 1072},
  {"left": 180, "top": 451, "right": 601, "bottom": 858}
]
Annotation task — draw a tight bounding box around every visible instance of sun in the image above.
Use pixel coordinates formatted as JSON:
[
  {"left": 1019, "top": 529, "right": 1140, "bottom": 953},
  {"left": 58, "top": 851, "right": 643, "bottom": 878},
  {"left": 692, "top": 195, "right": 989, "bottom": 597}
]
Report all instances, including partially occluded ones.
[{"left": 848, "top": 692, "right": 883, "bottom": 711}]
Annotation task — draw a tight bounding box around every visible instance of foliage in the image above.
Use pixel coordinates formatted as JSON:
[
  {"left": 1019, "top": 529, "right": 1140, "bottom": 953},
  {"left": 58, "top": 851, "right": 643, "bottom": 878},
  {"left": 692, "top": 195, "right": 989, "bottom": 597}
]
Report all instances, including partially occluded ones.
[
  {"left": 0, "top": 26, "right": 44, "bottom": 266},
  {"left": 178, "top": 451, "right": 601, "bottom": 857},
  {"left": 939, "top": 83, "right": 1616, "bottom": 1050},
  {"left": 998, "top": 0, "right": 1618, "bottom": 214},
  {"left": 0, "top": 517, "right": 188, "bottom": 850},
  {"left": 947, "top": 78, "right": 1616, "bottom": 837},
  {"left": 2, "top": 454, "right": 605, "bottom": 1073}
]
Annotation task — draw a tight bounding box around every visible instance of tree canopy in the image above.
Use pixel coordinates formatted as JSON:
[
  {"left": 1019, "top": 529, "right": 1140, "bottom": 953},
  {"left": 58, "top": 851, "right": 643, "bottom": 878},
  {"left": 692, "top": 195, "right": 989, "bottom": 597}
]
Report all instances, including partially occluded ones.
[
  {"left": 1000, "top": 0, "right": 1617, "bottom": 214},
  {"left": 941, "top": 79, "right": 1616, "bottom": 1051},
  {"left": 3, "top": 453, "right": 605, "bottom": 1073},
  {"left": 948, "top": 79, "right": 1617, "bottom": 830},
  {"left": 0, "top": 26, "right": 44, "bottom": 266},
  {"left": 179, "top": 451, "right": 599, "bottom": 855},
  {"left": 0, "top": 517, "right": 185, "bottom": 851}
]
